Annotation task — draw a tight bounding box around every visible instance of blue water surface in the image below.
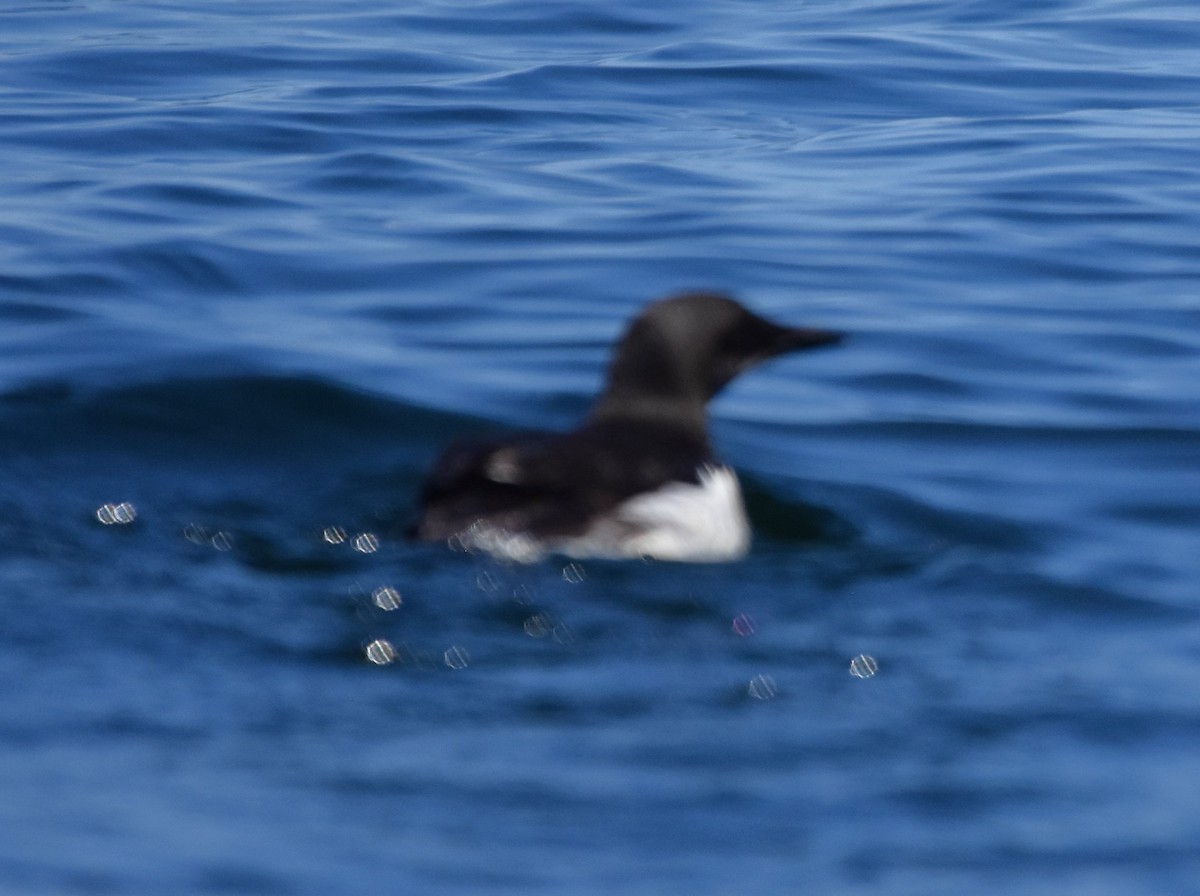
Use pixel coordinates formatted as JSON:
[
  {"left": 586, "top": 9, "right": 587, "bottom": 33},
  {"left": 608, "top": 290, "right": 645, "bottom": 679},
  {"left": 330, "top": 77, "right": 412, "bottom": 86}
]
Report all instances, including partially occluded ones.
[{"left": 2, "top": 1, "right": 1200, "bottom": 893}]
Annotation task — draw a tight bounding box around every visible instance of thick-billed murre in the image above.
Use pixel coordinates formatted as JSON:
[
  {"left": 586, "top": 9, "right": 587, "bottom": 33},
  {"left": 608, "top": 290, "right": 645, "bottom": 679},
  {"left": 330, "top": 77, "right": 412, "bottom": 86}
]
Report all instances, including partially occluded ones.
[{"left": 411, "top": 292, "right": 842, "bottom": 562}]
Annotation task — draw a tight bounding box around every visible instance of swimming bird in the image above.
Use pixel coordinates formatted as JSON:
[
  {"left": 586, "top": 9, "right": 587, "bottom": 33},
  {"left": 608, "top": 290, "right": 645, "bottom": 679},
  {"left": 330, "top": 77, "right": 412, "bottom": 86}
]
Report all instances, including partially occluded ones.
[{"left": 411, "top": 292, "right": 842, "bottom": 562}]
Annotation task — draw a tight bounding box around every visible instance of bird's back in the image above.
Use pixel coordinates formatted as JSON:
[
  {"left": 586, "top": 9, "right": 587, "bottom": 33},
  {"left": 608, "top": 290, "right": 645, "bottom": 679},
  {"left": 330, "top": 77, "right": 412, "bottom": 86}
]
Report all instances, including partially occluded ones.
[{"left": 411, "top": 418, "right": 711, "bottom": 547}]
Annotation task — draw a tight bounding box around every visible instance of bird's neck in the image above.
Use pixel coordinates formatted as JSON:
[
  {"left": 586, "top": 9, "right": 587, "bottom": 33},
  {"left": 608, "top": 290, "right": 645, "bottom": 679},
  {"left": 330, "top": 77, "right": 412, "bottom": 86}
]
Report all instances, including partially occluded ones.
[{"left": 587, "top": 387, "right": 709, "bottom": 434}]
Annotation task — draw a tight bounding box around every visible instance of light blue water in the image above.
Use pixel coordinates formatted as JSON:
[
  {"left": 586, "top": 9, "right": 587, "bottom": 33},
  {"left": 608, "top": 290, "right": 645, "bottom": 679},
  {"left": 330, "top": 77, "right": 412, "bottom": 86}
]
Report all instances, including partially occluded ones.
[{"left": 2, "top": 1, "right": 1200, "bottom": 893}]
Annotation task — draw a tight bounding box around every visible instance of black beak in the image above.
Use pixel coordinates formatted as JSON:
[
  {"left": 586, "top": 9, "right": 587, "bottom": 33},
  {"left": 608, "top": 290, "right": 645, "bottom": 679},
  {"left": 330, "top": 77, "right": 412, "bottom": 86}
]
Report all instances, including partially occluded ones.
[{"left": 775, "top": 325, "right": 844, "bottom": 353}]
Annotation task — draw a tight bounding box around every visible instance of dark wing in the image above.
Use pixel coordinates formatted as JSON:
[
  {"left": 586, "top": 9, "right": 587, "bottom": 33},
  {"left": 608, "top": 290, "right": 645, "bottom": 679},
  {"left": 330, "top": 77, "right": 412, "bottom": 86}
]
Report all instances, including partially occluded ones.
[
  {"left": 410, "top": 432, "right": 551, "bottom": 541},
  {"left": 410, "top": 420, "right": 711, "bottom": 542}
]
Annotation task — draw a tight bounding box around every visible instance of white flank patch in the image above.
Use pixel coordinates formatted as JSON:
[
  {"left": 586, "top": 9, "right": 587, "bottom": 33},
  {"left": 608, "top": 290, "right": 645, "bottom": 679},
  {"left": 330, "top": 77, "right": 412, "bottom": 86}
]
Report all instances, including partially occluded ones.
[
  {"left": 564, "top": 464, "right": 751, "bottom": 562},
  {"left": 448, "top": 465, "right": 751, "bottom": 564}
]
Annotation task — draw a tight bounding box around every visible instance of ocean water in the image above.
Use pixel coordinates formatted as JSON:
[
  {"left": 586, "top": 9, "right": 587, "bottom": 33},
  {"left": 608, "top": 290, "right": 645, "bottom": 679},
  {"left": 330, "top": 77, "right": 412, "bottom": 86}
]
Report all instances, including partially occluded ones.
[{"left": 3, "top": 0, "right": 1200, "bottom": 893}]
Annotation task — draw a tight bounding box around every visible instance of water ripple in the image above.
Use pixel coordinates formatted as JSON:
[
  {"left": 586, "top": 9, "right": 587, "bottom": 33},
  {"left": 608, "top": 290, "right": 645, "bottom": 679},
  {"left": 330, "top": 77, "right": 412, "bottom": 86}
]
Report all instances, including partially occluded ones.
[{"left": 3, "top": 1, "right": 1200, "bottom": 893}]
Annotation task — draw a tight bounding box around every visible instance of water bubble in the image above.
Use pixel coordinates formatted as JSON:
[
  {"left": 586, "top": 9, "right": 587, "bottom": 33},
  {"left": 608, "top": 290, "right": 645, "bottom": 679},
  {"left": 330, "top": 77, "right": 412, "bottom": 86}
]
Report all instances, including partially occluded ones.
[
  {"left": 352, "top": 532, "right": 379, "bottom": 554},
  {"left": 364, "top": 638, "right": 397, "bottom": 666},
  {"left": 443, "top": 646, "right": 470, "bottom": 670},
  {"left": 561, "top": 562, "right": 586, "bottom": 584},
  {"left": 371, "top": 586, "right": 402, "bottom": 611},
  {"left": 475, "top": 570, "right": 500, "bottom": 593},
  {"left": 747, "top": 674, "right": 778, "bottom": 701},
  {"left": 849, "top": 654, "right": 879, "bottom": 679},
  {"left": 184, "top": 525, "right": 232, "bottom": 551},
  {"left": 96, "top": 502, "right": 137, "bottom": 525},
  {"left": 523, "top": 613, "right": 553, "bottom": 638},
  {"left": 322, "top": 526, "right": 347, "bottom": 545},
  {"left": 731, "top": 613, "right": 756, "bottom": 637}
]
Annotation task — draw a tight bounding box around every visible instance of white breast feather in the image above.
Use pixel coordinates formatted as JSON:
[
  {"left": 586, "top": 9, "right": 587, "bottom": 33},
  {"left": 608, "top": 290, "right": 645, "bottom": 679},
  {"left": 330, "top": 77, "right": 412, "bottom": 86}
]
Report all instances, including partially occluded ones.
[
  {"left": 448, "top": 465, "right": 751, "bottom": 564},
  {"left": 564, "top": 464, "right": 751, "bottom": 562}
]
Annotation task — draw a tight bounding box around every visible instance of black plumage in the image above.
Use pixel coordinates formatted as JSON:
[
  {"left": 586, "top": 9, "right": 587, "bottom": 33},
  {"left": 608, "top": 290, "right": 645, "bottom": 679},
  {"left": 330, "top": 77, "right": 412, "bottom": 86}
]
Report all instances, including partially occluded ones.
[{"left": 410, "top": 292, "right": 842, "bottom": 556}]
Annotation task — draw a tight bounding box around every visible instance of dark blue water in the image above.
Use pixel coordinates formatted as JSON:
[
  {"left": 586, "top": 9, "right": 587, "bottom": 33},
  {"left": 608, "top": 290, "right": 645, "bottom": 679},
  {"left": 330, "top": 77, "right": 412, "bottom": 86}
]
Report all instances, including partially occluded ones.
[{"left": 3, "top": 1, "right": 1200, "bottom": 893}]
